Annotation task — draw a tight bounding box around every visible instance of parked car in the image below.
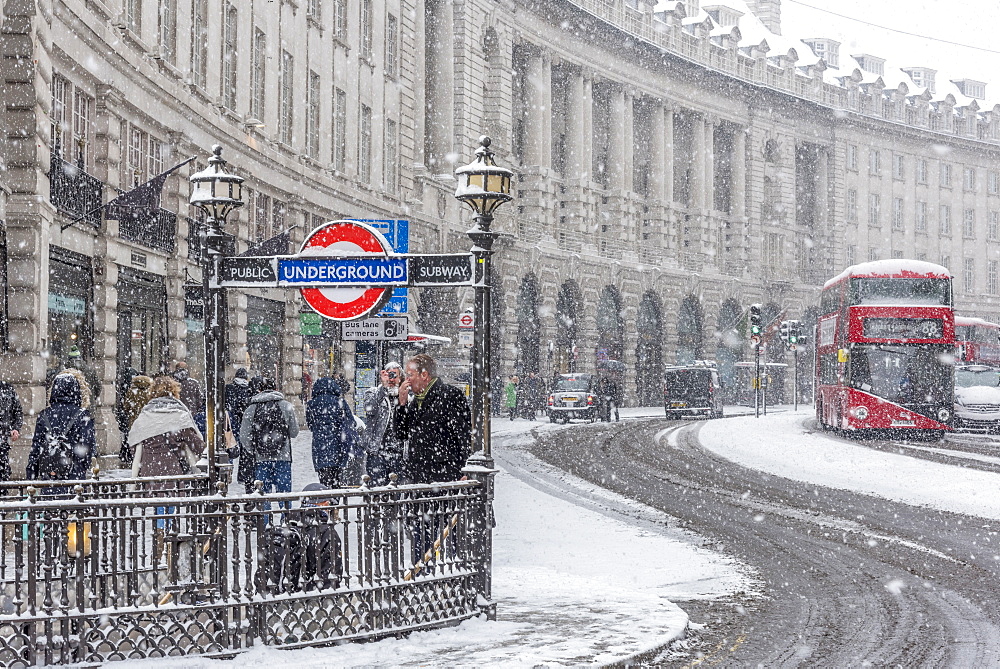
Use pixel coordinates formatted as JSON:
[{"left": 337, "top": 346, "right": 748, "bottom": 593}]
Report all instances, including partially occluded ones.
[
  {"left": 547, "top": 374, "right": 598, "bottom": 423},
  {"left": 663, "top": 364, "right": 724, "bottom": 419},
  {"left": 954, "top": 364, "right": 1000, "bottom": 432}
]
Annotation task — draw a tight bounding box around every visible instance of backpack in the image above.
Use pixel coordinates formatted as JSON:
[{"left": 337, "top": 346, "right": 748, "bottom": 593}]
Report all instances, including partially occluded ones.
[
  {"left": 265, "top": 524, "right": 303, "bottom": 593},
  {"left": 36, "top": 410, "right": 83, "bottom": 480},
  {"left": 251, "top": 400, "right": 289, "bottom": 459}
]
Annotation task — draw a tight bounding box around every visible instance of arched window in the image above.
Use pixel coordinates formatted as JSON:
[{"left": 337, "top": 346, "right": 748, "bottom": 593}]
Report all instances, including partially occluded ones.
[
  {"left": 515, "top": 274, "right": 541, "bottom": 374},
  {"left": 636, "top": 292, "right": 663, "bottom": 405},
  {"left": 676, "top": 295, "right": 703, "bottom": 364}
]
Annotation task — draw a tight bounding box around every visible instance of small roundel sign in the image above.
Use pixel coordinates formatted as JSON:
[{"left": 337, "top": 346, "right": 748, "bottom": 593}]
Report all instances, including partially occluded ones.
[{"left": 299, "top": 220, "right": 393, "bottom": 321}]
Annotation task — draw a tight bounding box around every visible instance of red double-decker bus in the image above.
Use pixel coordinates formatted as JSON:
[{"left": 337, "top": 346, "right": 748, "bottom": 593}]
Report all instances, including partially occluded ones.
[
  {"left": 955, "top": 316, "right": 1000, "bottom": 366},
  {"left": 815, "top": 260, "right": 955, "bottom": 436}
]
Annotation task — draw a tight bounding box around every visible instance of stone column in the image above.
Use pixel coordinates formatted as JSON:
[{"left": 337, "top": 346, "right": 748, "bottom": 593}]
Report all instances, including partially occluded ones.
[
  {"left": 731, "top": 124, "right": 747, "bottom": 219},
  {"left": 522, "top": 50, "right": 546, "bottom": 167},
  {"left": 425, "top": 0, "right": 453, "bottom": 172},
  {"left": 663, "top": 105, "right": 674, "bottom": 204},
  {"left": 648, "top": 100, "right": 665, "bottom": 201},
  {"left": 704, "top": 115, "right": 715, "bottom": 213},
  {"left": 690, "top": 113, "right": 705, "bottom": 210},
  {"left": 607, "top": 85, "right": 625, "bottom": 192},
  {"left": 582, "top": 73, "right": 594, "bottom": 184},
  {"left": 623, "top": 91, "right": 634, "bottom": 193}
]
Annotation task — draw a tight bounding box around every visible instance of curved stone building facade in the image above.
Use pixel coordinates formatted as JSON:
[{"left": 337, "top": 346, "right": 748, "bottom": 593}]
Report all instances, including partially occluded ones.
[{"left": 1, "top": 0, "right": 998, "bottom": 459}]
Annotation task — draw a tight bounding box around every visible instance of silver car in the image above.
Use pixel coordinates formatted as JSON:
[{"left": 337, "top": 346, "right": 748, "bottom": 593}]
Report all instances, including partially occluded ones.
[{"left": 954, "top": 364, "right": 1000, "bottom": 432}]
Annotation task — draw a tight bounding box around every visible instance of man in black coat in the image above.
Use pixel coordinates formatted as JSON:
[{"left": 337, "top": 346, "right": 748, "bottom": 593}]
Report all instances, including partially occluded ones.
[
  {"left": 0, "top": 380, "right": 23, "bottom": 481},
  {"left": 394, "top": 354, "right": 471, "bottom": 484}
]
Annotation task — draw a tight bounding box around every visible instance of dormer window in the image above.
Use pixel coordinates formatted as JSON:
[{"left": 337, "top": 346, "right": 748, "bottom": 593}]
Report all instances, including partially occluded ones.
[
  {"left": 803, "top": 38, "right": 839, "bottom": 68},
  {"left": 853, "top": 54, "right": 885, "bottom": 76},
  {"left": 952, "top": 79, "right": 986, "bottom": 100},
  {"left": 902, "top": 67, "right": 936, "bottom": 94}
]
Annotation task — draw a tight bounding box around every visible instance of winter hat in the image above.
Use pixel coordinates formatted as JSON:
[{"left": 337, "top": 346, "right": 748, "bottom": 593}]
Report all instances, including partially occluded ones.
[{"left": 234, "top": 368, "right": 249, "bottom": 380}]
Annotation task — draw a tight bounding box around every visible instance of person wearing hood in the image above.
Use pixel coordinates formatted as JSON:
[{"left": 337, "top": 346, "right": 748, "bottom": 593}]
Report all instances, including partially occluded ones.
[
  {"left": 0, "top": 378, "right": 23, "bottom": 481},
  {"left": 129, "top": 376, "right": 205, "bottom": 484},
  {"left": 306, "top": 376, "right": 362, "bottom": 488},
  {"left": 235, "top": 375, "right": 264, "bottom": 493},
  {"left": 225, "top": 368, "right": 253, "bottom": 443},
  {"left": 173, "top": 361, "right": 205, "bottom": 415},
  {"left": 26, "top": 373, "right": 96, "bottom": 482},
  {"left": 118, "top": 373, "right": 154, "bottom": 467},
  {"left": 240, "top": 377, "right": 299, "bottom": 496}
]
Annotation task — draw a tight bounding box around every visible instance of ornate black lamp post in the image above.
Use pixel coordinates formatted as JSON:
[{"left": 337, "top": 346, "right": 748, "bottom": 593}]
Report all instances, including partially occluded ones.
[
  {"left": 189, "top": 145, "right": 244, "bottom": 485},
  {"left": 454, "top": 136, "right": 513, "bottom": 468}
]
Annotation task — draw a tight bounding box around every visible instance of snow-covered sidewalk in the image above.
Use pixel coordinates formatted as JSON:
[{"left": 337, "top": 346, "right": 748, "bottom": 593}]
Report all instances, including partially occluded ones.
[{"left": 116, "top": 408, "right": 755, "bottom": 668}]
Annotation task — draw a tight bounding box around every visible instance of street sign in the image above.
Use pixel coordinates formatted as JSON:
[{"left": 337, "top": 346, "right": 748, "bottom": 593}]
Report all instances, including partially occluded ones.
[
  {"left": 458, "top": 331, "right": 474, "bottom": 348},
  {"left": 458, "top": 310, "right": 474, "bottom": 329},
  {"left": 218, "top": 256, "right": 277, "bottom": 286},
  {"left": 350, "top": 219, "right": 410, "bottom": 316},
  {"left": 412, "top": 254, "right": 474, "bottom": 285},
  {"left": 299, "top": 220, "right": 395, "bottom": 321},
  {"left": 750, "top": 334, "right": 762, "bottom": 346},
  {"left": 342, "top": 317, "right": 409, "bottom": 340}
]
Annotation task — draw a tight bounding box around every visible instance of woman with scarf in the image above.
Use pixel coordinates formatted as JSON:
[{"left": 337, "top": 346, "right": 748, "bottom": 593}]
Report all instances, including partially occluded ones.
[{"left": 129, "top": 376, "right": 205, "bottom": 487}]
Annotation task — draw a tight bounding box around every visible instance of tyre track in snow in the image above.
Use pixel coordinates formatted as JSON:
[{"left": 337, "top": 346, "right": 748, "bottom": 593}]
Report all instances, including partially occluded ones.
[{"left": 528, "top": 418, "right": 1000, "bottom": 667}]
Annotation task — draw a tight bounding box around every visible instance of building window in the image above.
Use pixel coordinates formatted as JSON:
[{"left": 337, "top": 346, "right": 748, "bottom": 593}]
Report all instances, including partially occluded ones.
[
  {"left": 964, "top": 167, "right": 977, "bottom": 192},
  {"left": 940, "top": 162, "right": 952, "bottom": 187},
  {"left": 307, "top": 0, "right": 321, "bottom": 21},
  {"left": 990, "top": 260, "right": 998, "bottom": 295},
  {"left": 126, "top": 125, "right": 149, "bottom": 187},
  {"left": 892, "top": 197, "right": 904, "bottom": 229},
  {"left": 51, "top": 75, "right": 69, "bottom": 150},
  {"left": 360, "top": 0, "right": 374, "bottom": 62},
  {"left": 307, "top": 70, "right": 321, "bottom": 158},
  {"left": 332, "top": 87, "right": 347, "bottom": 171},
  {"left": 272, "top": 199, "right": 286, "bottom": 234},
  {"left": 280, "top": 50, "right": 294, "bottom": 145},
  {"left": 384, "top": 119, "right": 398, "bottom": 193},
  {"left": 891, "top": 250, "right": 904, "bottom": 259},
  {"left": 385, "top": 13, "right": 398, "bottom": 77},
  {"left": 847, "top": 188, "right": 858, "bottom": 222},
  {"left": 359, "top": 104, "right": 372, "bottom": 183},
  {"left": 990, "top": 211, "right": 999, "bottom": 240},
  {"left": 990, "top": 171, "right": 1000, "bottom": 195},
  {"left": 964, "top": 257, "right": 975, "bottom": 293},
  {"left": 160, "top": 0, "right": 177, "bottom": 63},
  {"left": 892, "top": 154, "right": 904, "bottom": 180},
  {"left": 916, "top": 252, "right": 927, "bottom": 261},
  {"left": 221, "top": 3, "right": 238, "bottom": 110},
  {"left": 71, "top": 88, "right": 94, "bottom": 170},
  {"left": 190, "top": 0, "right": 208, "bottom": 88},
  {"left": 763, "top": 233, "right": 783, "bottom": 268},
  {"left": 846, "top": 245, "right": 856, "bottom": 265},
  {"left": 125, "top": 0, "right": 141, "bottom": 32},
  {"left": 847, "top": 144, "right": 858, "bottom": 171},
  {"left": 868, "top": 247, "right": 879, "bottom": 262},
  {"left": 868, "top": 193, "right": 880, "bottom": 226},
  {"left": 254, "top": 193, "right": 271, "bottom": 243},
  {"left": 964, "top": 209, "right": 976, "bottom": 238},
  {"left": 869, "top": 149, "right": 881, "bottom": 176},
  {"left": 916, "top": 201, "right": 927, "bottom": 232},
  {"left": 334, "top": 0, "right": 348, "bottom": 38},
  {"left": 916, "top": 158, "right": 928, "bottom": 184},
  {"left": 251, "top": 29, "right": 266, "bottom": 122},
  {"left": 939, "top": 205, "right": 951, "bottom": 235}
]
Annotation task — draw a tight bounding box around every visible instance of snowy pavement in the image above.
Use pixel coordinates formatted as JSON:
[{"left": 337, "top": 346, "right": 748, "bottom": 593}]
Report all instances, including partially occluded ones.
[{"left": 115, "top": 407, "right": 756, "bottom": 668}]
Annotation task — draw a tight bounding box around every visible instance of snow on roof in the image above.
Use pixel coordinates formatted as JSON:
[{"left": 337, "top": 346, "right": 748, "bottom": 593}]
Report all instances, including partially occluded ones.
[{"left": 823, "top": 259, "right": 952, "bottom": 288}]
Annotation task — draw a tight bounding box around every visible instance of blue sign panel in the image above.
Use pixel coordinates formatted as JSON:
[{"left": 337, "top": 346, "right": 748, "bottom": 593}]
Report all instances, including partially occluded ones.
[
  {"left": 349, "top": 219, "right": 410, "bottom": 315},
  {"left": 277, "top": 257, "right": 408, "bottom": 285}
]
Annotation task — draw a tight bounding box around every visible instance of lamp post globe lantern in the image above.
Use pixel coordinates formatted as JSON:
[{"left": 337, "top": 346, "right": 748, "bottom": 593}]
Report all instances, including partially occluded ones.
[
  {"left": 454, "top": 136, "right": 514, "bottom": 470},
  {"left": 188, "top": 144, "right": 244, "bottom": 486}
]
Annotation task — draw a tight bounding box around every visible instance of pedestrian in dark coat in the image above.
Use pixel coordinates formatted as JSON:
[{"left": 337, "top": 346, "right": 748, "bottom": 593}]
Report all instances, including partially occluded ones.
[
  {"left": 235, "top": 375, "right": 263, "bottom": 493},
  {"left": 394, "top": 354, "right": 471, "bottom": 484},
  {"left": 361, "top": 362, "right": 405, "bottom": 486},
  {"left": 520, "top": 371, "right": 544, "bottom": 420},
  {"left": 225, "top": 368, "right": 253, "bottom": 435},
  {"left": 306, "top": 377, "right": 362, "bottom": 488},
  {"left": 0, "top": 380, "right": 24, "bottom": 481},
  {"left": 129, "top": 377, "right": 205, "bottom": 487},
  {"left": 118, "top": 374, "right": 153, "bottom": 467},
  {"left": 26, "top": 373, "right": 96, "bottom": 483},
  {"left": 173, "top": 362, "right": 205, "bottom": 415},
  {"left": 239, "top": 377, "right": 299, "bottom": 496}
]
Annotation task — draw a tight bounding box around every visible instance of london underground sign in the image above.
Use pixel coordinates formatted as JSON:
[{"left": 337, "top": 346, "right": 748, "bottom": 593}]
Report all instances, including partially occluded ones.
[{"left": 298, "top": 220, "right": 395, "bottom": 320}]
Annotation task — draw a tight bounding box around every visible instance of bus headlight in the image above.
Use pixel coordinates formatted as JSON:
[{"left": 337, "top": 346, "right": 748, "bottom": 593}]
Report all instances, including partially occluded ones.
[
  {"left": 854, "top": 406, "right": 869, "bottom": 421},
  {"left": 937, "top": 408, "right": 951, "bottom": 423}
]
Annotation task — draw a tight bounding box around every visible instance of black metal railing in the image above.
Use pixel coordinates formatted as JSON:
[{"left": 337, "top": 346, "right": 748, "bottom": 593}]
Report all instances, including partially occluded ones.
[
  {"left": 0, "top": 474, "right": 493, "bottom": 666},
  {"left": 48, "top": 148, "right": 103, "bottom": 228},
  {"left": 119, "top": 207, "right": 177, "bottom": 253}
]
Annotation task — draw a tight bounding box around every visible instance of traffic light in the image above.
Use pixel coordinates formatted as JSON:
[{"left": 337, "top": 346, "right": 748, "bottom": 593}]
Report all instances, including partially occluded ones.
[
  {"left": 749, "top": 304, "right": 762, "bottom": 337},
  {"left": 787, "top": 320, "right": 800, "bottom": 345},
  {"left": 793, "top": 321, "right": 807, "bottom": 345},
  {"left": 779, "top": 320, "right": 791, "bottom": 342}
]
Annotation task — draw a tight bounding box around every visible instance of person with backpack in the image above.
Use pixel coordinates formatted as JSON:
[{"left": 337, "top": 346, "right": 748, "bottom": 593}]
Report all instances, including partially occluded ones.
[
  {"left": 128, "top": 376, "right": 205, "bottom": 485},
  {"left": 265, "top": 482, "right": 343, "bottom": 594},
  {"left": 239, "top": 377, "right": 299, "bottom": 496},
  {"left": 306, "top": 376, "right": 362, "bottom": 488},
  {"left": 26, "top": 373, "right": 96, "bottom": 484},
  {"left": 235, "top": 375, "right": 264, "bottom": 493}
]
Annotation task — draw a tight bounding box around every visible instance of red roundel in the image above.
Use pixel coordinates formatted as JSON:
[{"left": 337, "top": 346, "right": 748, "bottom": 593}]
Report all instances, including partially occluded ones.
[{"left": 299, "top": 220, "right": 393, "bottom": 321}]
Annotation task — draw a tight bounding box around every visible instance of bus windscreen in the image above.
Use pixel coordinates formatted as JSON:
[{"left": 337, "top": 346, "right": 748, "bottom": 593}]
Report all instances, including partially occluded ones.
[{"left": 849, "top": 278, "right": 951, "bottom": 306}]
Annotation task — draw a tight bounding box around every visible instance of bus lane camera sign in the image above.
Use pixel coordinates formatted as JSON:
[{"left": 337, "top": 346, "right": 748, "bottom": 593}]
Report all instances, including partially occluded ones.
[{"left": 342, "top": 318, "right": 409, "bottom": 340}]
